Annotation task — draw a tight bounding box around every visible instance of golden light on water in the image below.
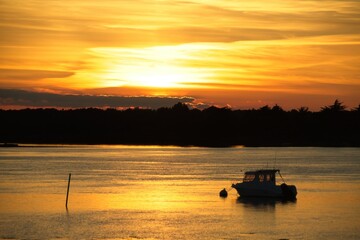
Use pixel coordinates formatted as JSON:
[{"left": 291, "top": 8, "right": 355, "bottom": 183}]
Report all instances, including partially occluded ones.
[
  {"left": 0, "top": 187, "right": 200, "bottom": 213},
  {"left": 1, "top": 146, "right": 360, "bottom": 239}
]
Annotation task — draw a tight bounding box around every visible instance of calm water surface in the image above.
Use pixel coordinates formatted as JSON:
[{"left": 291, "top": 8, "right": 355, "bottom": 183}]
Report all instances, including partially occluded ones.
[{"left": 0, "top": 146, "right": 359, "bottom": 239}]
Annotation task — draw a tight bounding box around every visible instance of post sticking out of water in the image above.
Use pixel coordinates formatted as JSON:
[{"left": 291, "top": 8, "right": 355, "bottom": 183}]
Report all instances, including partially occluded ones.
[{"left": 66, "top": 173, "right": 71, "bottom": 209}]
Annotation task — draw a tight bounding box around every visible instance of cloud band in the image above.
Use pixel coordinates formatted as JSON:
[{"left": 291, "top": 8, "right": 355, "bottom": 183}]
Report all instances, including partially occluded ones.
[{"left": 0, "top": 89, "right": 194, "bottom": 109}]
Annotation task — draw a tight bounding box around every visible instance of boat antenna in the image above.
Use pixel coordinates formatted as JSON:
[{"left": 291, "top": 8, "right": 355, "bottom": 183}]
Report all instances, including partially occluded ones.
[{"left": 273, "top": 152, "right": 277, "bottom": 169}]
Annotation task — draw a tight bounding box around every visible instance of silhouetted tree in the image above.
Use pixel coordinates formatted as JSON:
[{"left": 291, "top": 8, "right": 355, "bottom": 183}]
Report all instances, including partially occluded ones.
[
  {"left": 272, "top": 104, "right": 284, "bottom": 112},
  {"left": 321, "top": 99, "right": 346, "bottom": 112},
  {"left": 0, "top": 102, "right": 359, "bottom": 147},
  {"left": 352, "top": 104, "right": 360, "bottom": 112},
  {"left": 172, "top": 102, "right": 189, "bottom": 112},
  {"left": 259, "top": 105, "right": 271, "bottom": 112},
  {"left": 298, "top": 106, "right": 310, "bottom": 113}
]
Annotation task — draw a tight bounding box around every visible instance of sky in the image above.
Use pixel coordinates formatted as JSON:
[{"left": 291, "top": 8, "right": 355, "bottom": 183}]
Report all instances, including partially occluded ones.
[{"left": 1, "top": 0, "right": 359, "bottom": 110}]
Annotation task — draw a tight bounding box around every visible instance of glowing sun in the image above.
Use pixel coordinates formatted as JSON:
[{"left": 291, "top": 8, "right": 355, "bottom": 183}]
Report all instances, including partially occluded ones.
[
  {"left": 124, "top": 65, "right": 191, "bottom": 88},
  {"left": 92, "top": 45, "right": 209, "bottom": 89}
]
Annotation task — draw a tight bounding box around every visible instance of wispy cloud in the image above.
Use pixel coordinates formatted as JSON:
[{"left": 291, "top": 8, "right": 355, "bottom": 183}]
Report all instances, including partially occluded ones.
[
  {"left": 0, "top": 68, "right": 74, "bottom": 80},
  {"left": 0, "top": 89, "right": 194, "bottom": 109}
]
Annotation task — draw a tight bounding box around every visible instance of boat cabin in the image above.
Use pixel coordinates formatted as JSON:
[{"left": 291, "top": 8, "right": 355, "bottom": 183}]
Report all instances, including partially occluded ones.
[{"left": 243, "top": 169, "right": 279, "bottom": 185}]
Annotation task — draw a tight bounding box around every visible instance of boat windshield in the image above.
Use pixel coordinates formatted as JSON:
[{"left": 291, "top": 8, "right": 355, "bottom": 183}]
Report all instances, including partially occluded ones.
[{"left": 243, "top": 174, "right": 255, "bottom": 182}]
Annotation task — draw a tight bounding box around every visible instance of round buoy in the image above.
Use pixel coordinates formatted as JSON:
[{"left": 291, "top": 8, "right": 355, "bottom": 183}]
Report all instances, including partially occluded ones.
[{"left": 219, "top": 188, "right": 228, "bottom": 198}]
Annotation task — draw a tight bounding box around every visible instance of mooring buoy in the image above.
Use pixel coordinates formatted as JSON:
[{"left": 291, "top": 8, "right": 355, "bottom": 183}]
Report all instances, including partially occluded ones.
[{"left": 219, "top": 188, "right": 228, "bottom": 198}]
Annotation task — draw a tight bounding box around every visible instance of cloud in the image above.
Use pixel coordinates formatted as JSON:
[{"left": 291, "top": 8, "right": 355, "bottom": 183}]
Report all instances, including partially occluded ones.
[
  {"left": 0, "top": 89, "right": 195, "bottom": 109},
  {"left": 2, "top": 0, "right": 359, "bottom": 48},
  {"left": 0, "top": 69, "right": 74, "bottom": 81}
]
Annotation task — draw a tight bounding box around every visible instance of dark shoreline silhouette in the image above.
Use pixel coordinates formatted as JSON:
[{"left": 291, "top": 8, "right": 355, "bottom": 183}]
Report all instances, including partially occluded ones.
[{"left": 1, "top": 101, "right": 359, "bottom": 147}]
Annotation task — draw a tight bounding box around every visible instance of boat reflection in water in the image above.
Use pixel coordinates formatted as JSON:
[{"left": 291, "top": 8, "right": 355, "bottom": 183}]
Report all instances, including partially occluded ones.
[
  {"left": 236, "top": 196, "right": 297, "bottom": 209},
  {"left": 231, "top": 169, "right": 297, "bottom": 200}
]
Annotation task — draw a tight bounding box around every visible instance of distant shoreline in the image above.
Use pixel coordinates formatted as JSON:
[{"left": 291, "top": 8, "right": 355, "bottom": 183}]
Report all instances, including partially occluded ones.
[
  {"left": 1, "top": 104, "right": 359, "bottom": 148},
  {"left": 1, "top": 143, "right": 359, "bottom": 148}
]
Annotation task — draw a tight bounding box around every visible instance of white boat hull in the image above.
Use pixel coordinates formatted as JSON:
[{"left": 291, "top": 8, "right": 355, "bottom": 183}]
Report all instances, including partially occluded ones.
[{"left": 232, "top": 182, "right": 297, "bottom": 199}]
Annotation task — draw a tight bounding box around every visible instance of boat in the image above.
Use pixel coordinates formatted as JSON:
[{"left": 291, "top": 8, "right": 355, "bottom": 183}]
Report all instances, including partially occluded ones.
[
  {"left": 231, "top": 169, "right": 297, "bottom": 199},
  {"left": 0, "top": 143, "right": 19, "bottom": 147}
]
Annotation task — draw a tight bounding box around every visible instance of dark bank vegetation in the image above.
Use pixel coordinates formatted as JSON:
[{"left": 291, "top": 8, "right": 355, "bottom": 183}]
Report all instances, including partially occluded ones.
[{"left": 0, "top": 100, "right": 359, "bottom": 147}]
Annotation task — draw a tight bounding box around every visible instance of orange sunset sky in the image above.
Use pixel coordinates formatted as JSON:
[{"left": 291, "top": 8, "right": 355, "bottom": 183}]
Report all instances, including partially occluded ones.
[{"left": 1, "top": 0, "right": 359, "bottom": 110}]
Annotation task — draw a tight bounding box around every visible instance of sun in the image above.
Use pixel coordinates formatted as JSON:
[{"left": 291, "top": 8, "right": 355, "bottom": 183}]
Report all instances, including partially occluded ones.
[
  {"left": 123, "top": 65, "right": 189, "bottom": 88},
  {"left": 100, "top": 63, "right": 197, "bottom": 89},
  {"left": 92, "top": 45, "right": 207, "bottom": 89}
]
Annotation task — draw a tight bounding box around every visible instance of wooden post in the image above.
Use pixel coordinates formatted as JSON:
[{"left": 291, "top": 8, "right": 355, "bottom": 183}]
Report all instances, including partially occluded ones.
[{"left": 66, "top": 173, "right": 71, "bottom": 208}]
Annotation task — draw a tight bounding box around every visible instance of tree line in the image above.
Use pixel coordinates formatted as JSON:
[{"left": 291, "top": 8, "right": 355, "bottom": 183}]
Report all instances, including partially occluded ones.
[{"left": 0, "top": 100, "right": 359, "bottom": 147}]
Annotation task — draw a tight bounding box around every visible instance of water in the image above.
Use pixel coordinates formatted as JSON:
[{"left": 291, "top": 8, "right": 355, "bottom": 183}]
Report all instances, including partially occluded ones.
[{"left": 0, "top": 146, "right": 359, "bottom": 239}]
